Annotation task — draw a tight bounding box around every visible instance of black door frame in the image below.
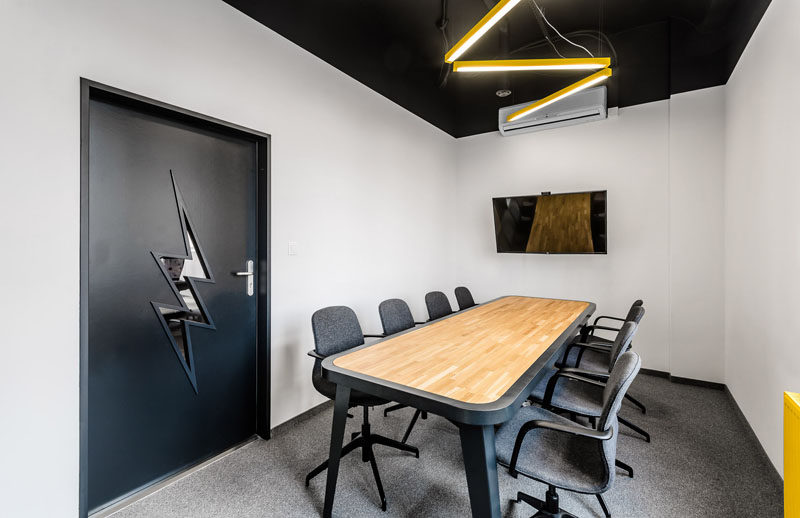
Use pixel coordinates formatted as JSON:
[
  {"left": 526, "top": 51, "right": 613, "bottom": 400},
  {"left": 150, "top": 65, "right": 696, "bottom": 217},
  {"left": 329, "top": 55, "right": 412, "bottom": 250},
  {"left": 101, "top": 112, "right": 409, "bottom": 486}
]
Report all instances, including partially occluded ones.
[{"left": 79, "top": 78, "right": 271, "bottom": 517}]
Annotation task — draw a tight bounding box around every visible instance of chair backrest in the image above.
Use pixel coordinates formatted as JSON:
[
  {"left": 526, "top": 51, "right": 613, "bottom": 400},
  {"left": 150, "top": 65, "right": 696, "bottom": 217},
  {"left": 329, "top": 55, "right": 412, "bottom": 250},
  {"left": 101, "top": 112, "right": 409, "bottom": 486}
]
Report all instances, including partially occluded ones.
[
  {"left": 425, "top": 291, "right": 453, "bottom": 321},
  {"left": 595, "top": 351, "right": 641, "bottom": 490},
  {"left": 311, "top": 306, "right": 365, "bottom": 357},
  {"left": 599, "top": 351, "right": 642, "bottom": 431},
  {"left": 454, "top": 286, "right": 476, "bottom": 311},
  {"left": 624, "top": 304, "right": 646, "bottom": 323},
  {"left": 607, "top": 321, "right": 638, "bottom": 372},
  {"left": 378, "top": 298, "right": 415, "bottom": 336}
]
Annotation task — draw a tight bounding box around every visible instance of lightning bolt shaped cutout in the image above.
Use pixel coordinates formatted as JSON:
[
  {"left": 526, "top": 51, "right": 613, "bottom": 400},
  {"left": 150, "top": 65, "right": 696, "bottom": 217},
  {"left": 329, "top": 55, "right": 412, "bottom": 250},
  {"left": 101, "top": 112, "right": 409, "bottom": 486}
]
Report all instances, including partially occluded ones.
[{"left": 150, "top": 171, "right": 216, "bottom": 394}]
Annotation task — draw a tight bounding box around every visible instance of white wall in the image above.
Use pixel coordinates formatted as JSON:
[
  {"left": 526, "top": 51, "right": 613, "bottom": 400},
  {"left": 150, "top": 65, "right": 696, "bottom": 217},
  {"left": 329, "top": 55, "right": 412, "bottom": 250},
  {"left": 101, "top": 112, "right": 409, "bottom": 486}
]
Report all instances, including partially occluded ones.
[
  {"left": 668, "top": 87, "right": 726, "bottom": 382},
  {"left": 724, "top": 0, "right": 800, "bottom": 475},
  {"left": 0, "top": 1, "right": 456, "bottom": 515},
  {"left": 453, "top": 94, "right": 726, "bottom": 378}
]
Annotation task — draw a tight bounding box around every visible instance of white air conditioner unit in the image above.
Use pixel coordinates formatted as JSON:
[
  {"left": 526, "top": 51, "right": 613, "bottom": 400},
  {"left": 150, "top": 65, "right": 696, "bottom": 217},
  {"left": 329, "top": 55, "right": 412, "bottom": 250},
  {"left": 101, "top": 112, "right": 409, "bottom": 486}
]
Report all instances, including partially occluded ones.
[{"left": 498, "top": 85, "right": 608, "bottom": 136}]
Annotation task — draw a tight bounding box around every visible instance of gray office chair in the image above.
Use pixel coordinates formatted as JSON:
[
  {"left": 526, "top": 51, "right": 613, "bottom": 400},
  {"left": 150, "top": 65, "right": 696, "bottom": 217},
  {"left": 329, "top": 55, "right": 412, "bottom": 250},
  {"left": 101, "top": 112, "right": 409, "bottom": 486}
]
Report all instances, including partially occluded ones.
[
  {"left": 378, "top": 298, "right": 423, "bottom": 336},
  {"left": 580, "top": 301, "right": 645, "bottom": 346},
  {"left": 596, "top": 299, "right": 644, "bottom": 323},
  {"left": 561, "top": 304, "right": 647, "bottom": 416},
  {"left": 496, "top": 351, "right": 642, "bottom": 518},
  {"left": 563, "top": 305, "right": 646, "bottom": 369},
  {"left": 305, "top": 306, "right": 419, "bottom": 512},
  {"left": 531, "top": 322, "right": 650, "bottom": 443},
  {"left": 425, "top": 291, "right": 453, "bottom": 321},
  {"left": 377, "top": 299, "right": 427, "bottom": 443},
  {"left": 574, "top": 299, "right": 643, "bottom": 348},
  {"left": 454, "top": 286, "right": 476, "bottom": 311}
]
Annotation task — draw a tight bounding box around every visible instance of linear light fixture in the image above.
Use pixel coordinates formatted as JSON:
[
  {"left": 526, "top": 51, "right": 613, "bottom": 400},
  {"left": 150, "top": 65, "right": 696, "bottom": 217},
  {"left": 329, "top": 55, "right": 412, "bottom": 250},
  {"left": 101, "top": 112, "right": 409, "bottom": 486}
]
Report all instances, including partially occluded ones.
[
  {"left": 445, "top": 0, "right": 523, "bottom": 63},
  {"left": 506, "top": 68, "right": 613, "bottom": 122},
  {"left": 453, "top": 58, "right": 611, "bottom": 73}
]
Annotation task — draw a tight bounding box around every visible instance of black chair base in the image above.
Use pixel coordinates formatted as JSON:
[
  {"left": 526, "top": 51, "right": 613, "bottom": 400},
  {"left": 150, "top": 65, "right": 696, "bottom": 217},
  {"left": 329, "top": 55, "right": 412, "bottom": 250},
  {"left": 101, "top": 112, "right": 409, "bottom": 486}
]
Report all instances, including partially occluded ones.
[
  {"left": 625, "top": 393, "right": 647, "bottom": 414},
  {"left": 401, "top": 409, "right": 429, "bottom": 443},
  {"left": 305, "top": 406, "right": 419, "bottom": 512},
  {"left": 619, "top": 415, "right": 650, "bottom": 442},
  {"left": 384, "top": 404, "right": 428, "bottom": 444},
  {"left": 514, "top": 486, "right": 610, "bottom": 518},
  {"left": 615, "top": 459, "right": 634, "bottom": 478},
  {"left": 383, "top": 403, "right": 406, "bottom": 416}
]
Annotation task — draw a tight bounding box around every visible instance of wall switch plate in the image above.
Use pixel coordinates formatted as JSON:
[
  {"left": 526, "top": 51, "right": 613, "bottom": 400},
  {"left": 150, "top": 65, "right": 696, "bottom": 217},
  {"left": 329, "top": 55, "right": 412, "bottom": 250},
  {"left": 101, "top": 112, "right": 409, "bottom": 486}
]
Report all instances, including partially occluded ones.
[{"left": 288, "top": 241, "right": 297, "bottom": 256}]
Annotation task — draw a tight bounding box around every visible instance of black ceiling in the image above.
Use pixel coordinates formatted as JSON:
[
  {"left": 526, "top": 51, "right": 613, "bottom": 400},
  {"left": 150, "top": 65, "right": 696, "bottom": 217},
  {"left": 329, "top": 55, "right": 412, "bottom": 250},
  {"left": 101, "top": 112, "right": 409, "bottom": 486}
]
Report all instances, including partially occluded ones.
[{"left": 223, "top": 0, "right": 771, "bottom": 137}]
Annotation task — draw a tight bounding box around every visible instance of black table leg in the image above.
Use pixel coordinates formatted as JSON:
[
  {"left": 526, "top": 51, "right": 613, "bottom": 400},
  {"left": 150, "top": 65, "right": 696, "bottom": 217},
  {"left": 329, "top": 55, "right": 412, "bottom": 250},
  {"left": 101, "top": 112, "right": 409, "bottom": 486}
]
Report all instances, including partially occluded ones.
[
  {"left": 322, "top": 385, "right": 351, "bottom": 518},
  {"left": 458, "top": 423, "right": 501, "bottom": 518}
]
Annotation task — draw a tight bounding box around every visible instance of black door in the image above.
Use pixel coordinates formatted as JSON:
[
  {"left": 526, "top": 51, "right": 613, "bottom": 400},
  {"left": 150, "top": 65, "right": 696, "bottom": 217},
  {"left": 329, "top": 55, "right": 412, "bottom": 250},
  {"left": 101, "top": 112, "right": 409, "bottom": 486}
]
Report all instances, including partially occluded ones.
[{"left": 82, "top": 83, "right": 269, "bottom": 514}]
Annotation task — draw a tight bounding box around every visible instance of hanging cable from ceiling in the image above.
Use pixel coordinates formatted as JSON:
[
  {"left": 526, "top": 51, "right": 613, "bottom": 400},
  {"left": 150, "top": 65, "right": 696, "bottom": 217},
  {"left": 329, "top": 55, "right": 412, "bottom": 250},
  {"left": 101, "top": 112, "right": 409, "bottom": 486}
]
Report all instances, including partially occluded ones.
[
  {"left": 598, "top": 0, "right": 604, "bottom": 57},
  {"left": 510, "top": 30, "right": 618, "bottom": 65},
  {"left": 528, "top": 0, "right": 565, "bottom": 58},
  {"left": 436, "top": 0, "right": 451, "bottom": 88},
  {"left": 530, "top": 0, "right": 594, "bottom": 58}
]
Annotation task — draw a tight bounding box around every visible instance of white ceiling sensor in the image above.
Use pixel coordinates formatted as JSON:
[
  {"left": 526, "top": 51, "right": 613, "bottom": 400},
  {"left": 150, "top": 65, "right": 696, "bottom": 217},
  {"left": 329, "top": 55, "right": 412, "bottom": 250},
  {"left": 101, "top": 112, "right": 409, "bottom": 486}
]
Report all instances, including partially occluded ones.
[{"left": 498, "top": 85, "right": 608, "bottom": 136}]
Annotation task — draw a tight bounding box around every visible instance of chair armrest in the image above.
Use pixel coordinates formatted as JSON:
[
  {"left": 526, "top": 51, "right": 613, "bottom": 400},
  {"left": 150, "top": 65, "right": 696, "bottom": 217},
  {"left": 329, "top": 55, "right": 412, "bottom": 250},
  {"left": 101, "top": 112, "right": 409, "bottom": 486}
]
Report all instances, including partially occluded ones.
[
  {"left": 573, "top": 342, "right": 612, "bottom": 368},
  {"left": 558, "top": 340, "right": 611, "bottom": 368},
  {"left": 559, "top": 340, "right": 591, "bottom": 366},
  {"left": 558, "top": 367, "right": 610, "bottom": 380},
  {"left": 542, "top": 371, "right": 607, "bottom": 408},
  {"left": 572, "top": 342, "right": 613, "bottom": 354},
  {"left": 508, "top": 419, "right": 613, "bottom": 477},
  {"left": 307, "top": 349, "right": 325, "bottom": 360},
  {"left": 363, "top": 334, "right": 385, "bottom": 338},
  {"left": 593, "top": 315, "right": 625, "bottom": 326},
  {"left": 583, "top": 337, "right": 614, "bottom": 347},
  {"left": 581, "top": 339, "right": 614, "bottom": 350},
  {"left": 585, "top": 324, "right": 621, "bottom": 334}
]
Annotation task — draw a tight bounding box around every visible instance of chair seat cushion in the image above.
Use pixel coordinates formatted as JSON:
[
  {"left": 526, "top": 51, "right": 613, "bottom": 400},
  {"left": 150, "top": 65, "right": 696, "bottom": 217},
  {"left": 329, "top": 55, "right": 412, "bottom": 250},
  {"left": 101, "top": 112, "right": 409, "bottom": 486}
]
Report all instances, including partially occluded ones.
[
  {"left": 348, "top": 390, "right": 388, "bottom": 408},
  {"left": 585, "top": 334, "right": 614, "bottom": 345},
  {"left": 530, "top": 374, "right": 604, "bottom": 417},
  {"left": 496, "top": 405, "right": 610, "bottom": 493},
  {"left": 564, "top": 346, "right": 609, "bottom": 372},
  {"left": 577, "top": 349, "right": 609, "bottom": 372},
  {"left": 313, "top": 366, "right": 388, "bottom": 407}
]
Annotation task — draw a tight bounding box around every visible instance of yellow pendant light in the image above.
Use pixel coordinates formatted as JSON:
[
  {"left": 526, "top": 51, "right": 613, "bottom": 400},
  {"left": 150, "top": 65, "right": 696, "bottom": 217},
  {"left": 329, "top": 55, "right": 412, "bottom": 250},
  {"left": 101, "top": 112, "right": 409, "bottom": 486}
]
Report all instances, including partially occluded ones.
[
  {"left": 506, "top": 68, "right": 613, "bottom": 122},
  {"left": 444, "top": 0, "right": 614, "bottom": 125},
  {"left": 452, "top": 57, "right": 611, "bottom": 72},
  {"left": 445, "top": 0, "right": 523, "bottom": 63}
]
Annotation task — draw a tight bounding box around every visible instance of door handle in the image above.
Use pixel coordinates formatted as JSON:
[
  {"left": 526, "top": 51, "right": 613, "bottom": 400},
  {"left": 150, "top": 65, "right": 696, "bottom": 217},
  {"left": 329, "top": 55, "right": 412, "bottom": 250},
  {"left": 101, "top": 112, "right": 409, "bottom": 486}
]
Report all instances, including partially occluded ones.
[{"left": 232, "top": 260, "right": 254, "bottom": 296}]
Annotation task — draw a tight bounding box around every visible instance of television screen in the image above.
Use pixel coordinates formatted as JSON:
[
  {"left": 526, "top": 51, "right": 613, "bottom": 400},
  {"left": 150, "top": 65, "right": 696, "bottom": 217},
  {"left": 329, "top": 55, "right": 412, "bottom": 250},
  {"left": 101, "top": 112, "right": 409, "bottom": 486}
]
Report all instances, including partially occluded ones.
[{"left": 492, "top": 191, "right": 607, "bottom": 254}]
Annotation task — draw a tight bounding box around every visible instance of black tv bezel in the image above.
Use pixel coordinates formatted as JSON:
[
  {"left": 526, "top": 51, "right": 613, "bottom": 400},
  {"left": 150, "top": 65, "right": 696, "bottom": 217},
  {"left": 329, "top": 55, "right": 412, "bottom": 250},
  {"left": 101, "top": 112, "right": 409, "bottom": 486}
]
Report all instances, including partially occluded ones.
[{"left": 492, "top": 189, "right": 608, "bottom": 255}]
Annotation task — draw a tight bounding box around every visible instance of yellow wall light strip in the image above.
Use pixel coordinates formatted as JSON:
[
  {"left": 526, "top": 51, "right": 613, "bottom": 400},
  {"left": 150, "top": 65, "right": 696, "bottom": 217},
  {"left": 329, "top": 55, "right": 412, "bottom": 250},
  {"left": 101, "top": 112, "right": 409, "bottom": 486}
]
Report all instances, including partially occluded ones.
[
  {"left": 445, "top": 0, "right": 522, "bottom": 63},
  {"left": 506, "top": 68, "right": 613, "bottom": 122},
  {"left": 786, "top": 392, "right": 800, "bottom": 517},
  {"left": 453, "top": 58, "right": 610, "bottom": 73}
]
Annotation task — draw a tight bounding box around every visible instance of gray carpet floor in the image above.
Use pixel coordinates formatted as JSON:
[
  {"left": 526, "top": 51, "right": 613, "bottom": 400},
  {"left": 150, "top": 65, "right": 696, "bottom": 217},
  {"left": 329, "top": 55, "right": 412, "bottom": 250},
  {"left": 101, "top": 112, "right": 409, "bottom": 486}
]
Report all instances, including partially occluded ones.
[{"left": 110, "top": 374, "right": 783, "bottom": 518}]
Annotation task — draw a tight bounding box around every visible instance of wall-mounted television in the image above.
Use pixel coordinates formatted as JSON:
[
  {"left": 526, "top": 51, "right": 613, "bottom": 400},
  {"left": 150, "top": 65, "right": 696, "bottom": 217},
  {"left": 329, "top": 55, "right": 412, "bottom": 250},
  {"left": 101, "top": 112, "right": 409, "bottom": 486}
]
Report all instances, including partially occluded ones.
[{"left": 492, "top": 190, "right": 607, "bottom": 254}]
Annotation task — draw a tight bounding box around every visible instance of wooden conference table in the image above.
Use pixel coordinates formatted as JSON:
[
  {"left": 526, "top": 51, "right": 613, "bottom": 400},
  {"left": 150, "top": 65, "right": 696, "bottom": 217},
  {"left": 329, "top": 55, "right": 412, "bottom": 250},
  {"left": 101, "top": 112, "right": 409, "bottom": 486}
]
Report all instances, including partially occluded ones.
[{"left": 320, "top": 296, "right": 595, "bottom": 517}]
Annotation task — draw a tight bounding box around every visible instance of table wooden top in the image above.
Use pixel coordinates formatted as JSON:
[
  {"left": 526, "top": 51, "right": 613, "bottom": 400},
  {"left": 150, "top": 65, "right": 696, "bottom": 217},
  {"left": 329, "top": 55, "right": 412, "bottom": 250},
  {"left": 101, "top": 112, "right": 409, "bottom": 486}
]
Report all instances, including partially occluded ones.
[{"left": 332, "top": 296, "right": 590, "bottom": 405}]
